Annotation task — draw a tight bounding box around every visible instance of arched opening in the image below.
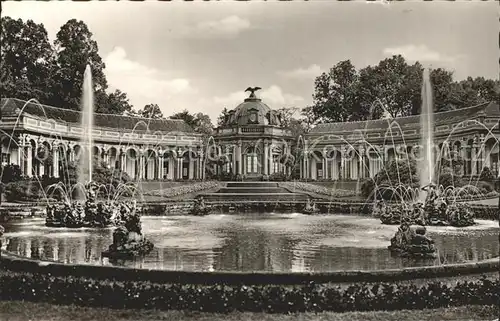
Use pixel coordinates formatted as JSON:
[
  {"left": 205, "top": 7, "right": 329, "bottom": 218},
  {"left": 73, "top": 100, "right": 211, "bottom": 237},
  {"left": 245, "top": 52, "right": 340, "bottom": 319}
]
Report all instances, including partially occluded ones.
[
  {"left": 311, "top": 150, "right": 323, "bottom": 180},
  {"left": 453, "top": 141, "right": 463, "bottom": 176},
  {"left": 163, "top": 150, "right": 176, "bottom": 180},
  {"left": 0, "top": 137, "right": 12, "bottom": 166},
  {"left": 126, "top": 148, "right": 138, "bottom": 179},
  {"left": 182, "top": 150, "right": 197, "bottom": 180},
  {"left": 144, "top": 149, "right": 157, "bottom": 180},
  {"left": 108, "top": 147, "right": 118, "bottom": 169},
  {"left": 466, "top": 139, "right": 474, "bottom": 175}
]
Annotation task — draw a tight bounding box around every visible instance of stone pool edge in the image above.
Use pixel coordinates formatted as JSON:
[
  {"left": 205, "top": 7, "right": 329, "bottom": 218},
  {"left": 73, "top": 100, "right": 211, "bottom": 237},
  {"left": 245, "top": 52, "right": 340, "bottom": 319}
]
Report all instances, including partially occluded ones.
[{"left": 1, "top": 249, "right": 498, "bottom": 286}]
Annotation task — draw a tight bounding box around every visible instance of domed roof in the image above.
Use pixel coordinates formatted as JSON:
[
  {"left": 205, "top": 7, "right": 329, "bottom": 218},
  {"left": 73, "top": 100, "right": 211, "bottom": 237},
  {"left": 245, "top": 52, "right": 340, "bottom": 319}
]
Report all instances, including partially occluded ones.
[{"left": 223, "top": 88, "right": 282, "bottom": 127}]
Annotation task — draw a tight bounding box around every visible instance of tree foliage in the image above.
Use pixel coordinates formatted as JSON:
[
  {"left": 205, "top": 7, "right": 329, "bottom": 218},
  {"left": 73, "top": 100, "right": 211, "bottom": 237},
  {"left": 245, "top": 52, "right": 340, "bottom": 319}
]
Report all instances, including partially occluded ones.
[
  {"left": 310, "top": 55, "right": 500, "bottom": 123},
  {"left": 170, "top": 110, "right": 213, "bottom": 135},
  {"left": 0, "top": 17, "right": 55, "bottom": 102},
  {"left": 138, "top": 103, "right": 164, "bottom": 119},
  {"left": 51, "top": 19, "right": 108, "bottom": 110}
]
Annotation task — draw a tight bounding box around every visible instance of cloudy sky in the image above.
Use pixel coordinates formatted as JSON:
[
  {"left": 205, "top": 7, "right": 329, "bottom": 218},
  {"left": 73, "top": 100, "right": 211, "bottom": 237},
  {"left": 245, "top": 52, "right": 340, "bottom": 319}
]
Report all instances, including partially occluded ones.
[{"left": 4, "top": 1, "right": 497, "bottom": 123}]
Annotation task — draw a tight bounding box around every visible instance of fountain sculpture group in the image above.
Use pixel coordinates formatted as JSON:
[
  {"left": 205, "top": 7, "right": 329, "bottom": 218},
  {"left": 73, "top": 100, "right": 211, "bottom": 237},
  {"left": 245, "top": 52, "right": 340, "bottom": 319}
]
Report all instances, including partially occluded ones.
[
  {"left": 190, "top": 196, "right": 210, "bottom": 216},
  {"left": 374, "top": 183, "right": 475, "bottom": 227},
  {"left": 378, "top": 183, "right": 476, "bottom": 258},
  {"left": 46, "top": 182, "right": 116, "bottom": 228},
  {"left": 45, "top": 182, "right": 154, "bottom": 259}
]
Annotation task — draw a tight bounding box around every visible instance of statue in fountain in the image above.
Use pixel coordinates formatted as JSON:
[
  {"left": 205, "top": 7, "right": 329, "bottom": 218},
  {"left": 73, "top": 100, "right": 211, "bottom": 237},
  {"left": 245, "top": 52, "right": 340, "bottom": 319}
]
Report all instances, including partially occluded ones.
[
  {"left": 45, "top": 181, "right": 120, "bottom": 228},
  {"left": 102, "top": 199, "right": 154, "bottom": 259},
  {"left": 377, "top": 182, "right": 475, "bottom": 227},
  {"left": 388, "top": 223, "right": 436, "bottom": 258},
  {"left": 190, "top": 196, "right": 209, "bottom": 216},
  {"left": 372, "top": 200, "right": 386, "bottom": 218},
  {"left": 303, "top": 197, "right": 319, "bottom": 215}
]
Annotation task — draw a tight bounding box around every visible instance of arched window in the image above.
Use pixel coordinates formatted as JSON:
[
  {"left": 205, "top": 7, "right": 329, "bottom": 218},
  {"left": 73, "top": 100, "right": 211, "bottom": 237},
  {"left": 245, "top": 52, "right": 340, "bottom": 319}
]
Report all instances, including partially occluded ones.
[{"left": 246, "top": 147, "right": 258, "bottom": 174}]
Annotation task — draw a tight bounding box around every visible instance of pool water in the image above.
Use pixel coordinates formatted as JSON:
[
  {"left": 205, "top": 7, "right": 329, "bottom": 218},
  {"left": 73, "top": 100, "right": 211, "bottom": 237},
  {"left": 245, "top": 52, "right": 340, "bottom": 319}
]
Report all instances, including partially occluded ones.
[{"left": 2, "top": 214, "right": 498, "bottom": 272}]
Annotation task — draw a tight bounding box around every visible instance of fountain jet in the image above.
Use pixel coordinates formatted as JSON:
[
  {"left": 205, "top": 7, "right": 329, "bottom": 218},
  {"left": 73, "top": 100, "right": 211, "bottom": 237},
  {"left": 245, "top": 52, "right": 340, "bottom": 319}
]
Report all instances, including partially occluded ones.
[
  {"left": 418, "top": 68, "right": 435, "bottom": 201},
  {"left": 78, "top": 64, "right": 94, "bottom": 187}
]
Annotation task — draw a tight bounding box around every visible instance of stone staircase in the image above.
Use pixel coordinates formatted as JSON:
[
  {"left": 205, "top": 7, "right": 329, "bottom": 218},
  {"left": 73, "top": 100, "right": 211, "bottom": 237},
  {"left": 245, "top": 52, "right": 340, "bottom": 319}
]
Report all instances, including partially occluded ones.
[{"left": 201, "top": 181, "right": 309, "bottom": 202}]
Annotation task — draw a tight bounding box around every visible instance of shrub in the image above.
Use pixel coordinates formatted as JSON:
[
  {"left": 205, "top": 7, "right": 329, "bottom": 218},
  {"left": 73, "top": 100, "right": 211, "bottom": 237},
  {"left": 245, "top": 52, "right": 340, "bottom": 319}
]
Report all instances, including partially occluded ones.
[
  {"left": 0, "top": 270, "right": 497, "bottom": 313},
  {"left": 3, "top": 180, "right": 43, "bottom": 202},
  {"left": 0, "top": 164, "right": 23, "bottom": 184},
  {"left": 437, "top": 167, "right": 462, "bottom": 188},
  {"left": 480, "top": 167, "right": 495, "bottom": 182},
  {"left": 269, "top": 172, "right": 287, "bottom": 181},
  {"left": 361, "top": 159, "right": 419, "bottom": 200}
]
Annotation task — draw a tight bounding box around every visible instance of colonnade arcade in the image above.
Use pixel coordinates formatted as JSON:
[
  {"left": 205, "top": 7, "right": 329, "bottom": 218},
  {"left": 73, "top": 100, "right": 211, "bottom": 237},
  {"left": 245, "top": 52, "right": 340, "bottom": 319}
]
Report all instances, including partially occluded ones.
[
  {"left": 1, "top": 134, "right": 205, "bottom": 181},
  {"left": 300, "top": 134, "right": 500, "bottom": 180}
]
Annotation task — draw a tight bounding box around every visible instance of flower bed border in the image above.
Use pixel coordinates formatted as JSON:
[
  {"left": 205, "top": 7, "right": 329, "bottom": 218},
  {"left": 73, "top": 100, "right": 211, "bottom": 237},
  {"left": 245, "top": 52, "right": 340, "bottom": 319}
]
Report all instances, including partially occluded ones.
[{"left": 0, "top": 253, "right": 498, "bottom": 313}]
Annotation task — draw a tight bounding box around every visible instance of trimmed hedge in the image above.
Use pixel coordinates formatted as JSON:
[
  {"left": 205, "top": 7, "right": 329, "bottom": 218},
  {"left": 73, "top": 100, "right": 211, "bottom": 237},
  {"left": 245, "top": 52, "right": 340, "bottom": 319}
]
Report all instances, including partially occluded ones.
[{"left": 0, "top": 270, "right": 497, "bottom": 313}]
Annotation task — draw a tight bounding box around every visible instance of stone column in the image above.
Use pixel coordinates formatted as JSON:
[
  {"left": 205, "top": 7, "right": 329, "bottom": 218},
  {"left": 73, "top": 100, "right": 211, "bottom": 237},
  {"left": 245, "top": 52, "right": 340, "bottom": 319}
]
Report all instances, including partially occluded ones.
[
  {"left": 168, "top": 158, "right": 174, "bottom": 180},
  {"left": 350, "top": 154, "right": 358, "bottom": 180},
  {"left": 177, "top": 157, "right": 183, "bottom": 179},
  {"left": 53, "top": 148, "right": 59, "bottom": 178},
  {"left": 303, "top": 151, "right": 308, "bottom": 179},
  {"left": 199, "top": 152, "right": 205, "bottom": 180},
  {"left": 189, "top": 158, "right": 194, "bottom": 180},
  {"left": 120, "top": 153, "right": 126, "bottom": 172},
  {"left": 263, "top": 143, "right": 269, "bottom": 175},
  {"left": 471, "top": 144, "right": 478, "bottom": 176},
  {"left": 26, "top": 146, "right": 33, "bottom": 177},
  {"left": 158, "top": 156, "right": 164, "bottom": 180},
  {"left": 237, "top": 143, "right": 242, "bottom": 175}
]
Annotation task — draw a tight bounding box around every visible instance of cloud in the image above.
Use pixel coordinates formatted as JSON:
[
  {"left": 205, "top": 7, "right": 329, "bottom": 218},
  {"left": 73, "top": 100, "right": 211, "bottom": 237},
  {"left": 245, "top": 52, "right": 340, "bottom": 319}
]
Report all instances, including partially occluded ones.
[
  {"left": 179, "top": 15, "right": 251, "bottom": 38},
  {"left": 383, "top": 44, "right": 459, "bottom": 63},
  {"left": 279, "top": 64, "right": 322, "bottom": 79},
  {"left": 104, "top": 47, "right": 194, "bottom": 111}
]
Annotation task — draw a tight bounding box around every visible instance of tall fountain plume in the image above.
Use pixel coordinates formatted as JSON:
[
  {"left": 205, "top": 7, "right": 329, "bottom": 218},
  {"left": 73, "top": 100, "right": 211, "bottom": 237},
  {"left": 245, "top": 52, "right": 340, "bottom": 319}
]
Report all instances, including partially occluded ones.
[
  {"left": 418, "top": 68, "right": 435, "bottom": 201},
  {"left": 78, "top": 64, "right": 94, "bottom": 187}
]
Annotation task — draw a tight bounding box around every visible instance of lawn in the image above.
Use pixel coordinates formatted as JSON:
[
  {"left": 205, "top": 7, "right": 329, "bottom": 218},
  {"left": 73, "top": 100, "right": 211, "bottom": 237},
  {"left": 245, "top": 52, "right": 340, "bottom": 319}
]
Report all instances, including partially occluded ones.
[{"left": 0, "top": 301, "right": 497, "bottom": 321}]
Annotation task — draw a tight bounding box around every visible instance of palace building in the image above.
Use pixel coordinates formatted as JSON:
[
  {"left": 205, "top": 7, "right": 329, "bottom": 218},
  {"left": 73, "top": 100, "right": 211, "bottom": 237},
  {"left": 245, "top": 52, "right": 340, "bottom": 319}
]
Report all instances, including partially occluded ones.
[{"left": 1, "top": 91, "right": 499, "bottom": 181}]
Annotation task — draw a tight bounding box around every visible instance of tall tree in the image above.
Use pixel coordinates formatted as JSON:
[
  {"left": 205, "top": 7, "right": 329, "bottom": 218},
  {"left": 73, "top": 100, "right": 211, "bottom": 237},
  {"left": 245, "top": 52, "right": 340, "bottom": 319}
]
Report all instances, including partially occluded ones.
[
  {"left": 0, "top": 17, "right": 55, "bottom": 102},
  {"left": 138, "top": 103, "right": 163, "bottom": 119},
  {"left": 217, "top": 107, "right": 230, "bottom": 126},
  {"left": 95, "top": 89, "right": 134, "bottom": 115},
  {"left": 311, "top": 60, "right": 360, "bottom": 123},
  {"left": 454, "top": 77, "right": 500, "bottom": 107},
  {"left": 51, "top": 19, "right": 108, "bottom": 110},
  {"left": 193, "top": 112, "right": 213, "bottom": 135},
  {"left": 361, "top": 55, "right": 420, "bottom": 118},
  {"left": 170, "top": 110, "right": 196, "bottom": 126},
  {"left": 169, "top": 110, "right": 213, "bottom": 135},
  {"left": 275, "top": 107, "right": 299, "bottom": 127}
]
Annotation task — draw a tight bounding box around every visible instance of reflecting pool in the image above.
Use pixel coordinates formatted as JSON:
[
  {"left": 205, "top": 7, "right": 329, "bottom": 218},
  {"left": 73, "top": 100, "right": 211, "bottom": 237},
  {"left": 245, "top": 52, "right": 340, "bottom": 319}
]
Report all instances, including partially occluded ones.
[{"left": 2, "top": 214, "right": 498, "bottom": 272}]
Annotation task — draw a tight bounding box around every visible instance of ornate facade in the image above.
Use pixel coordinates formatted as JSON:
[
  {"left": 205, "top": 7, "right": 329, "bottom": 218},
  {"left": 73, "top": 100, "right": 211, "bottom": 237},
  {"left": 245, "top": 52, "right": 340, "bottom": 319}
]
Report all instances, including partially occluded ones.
[
  {"left": 0, "top": 98, "right": 204, "bottom": 180},
  {"left": 1, "top": 94, "right": 499, "bottom": 182},
  {"left": 213, "top": 89, "right": 294, "bottom": 178},
  {"left": 302, "top": 101, "right": 500, "bottom": 180}
]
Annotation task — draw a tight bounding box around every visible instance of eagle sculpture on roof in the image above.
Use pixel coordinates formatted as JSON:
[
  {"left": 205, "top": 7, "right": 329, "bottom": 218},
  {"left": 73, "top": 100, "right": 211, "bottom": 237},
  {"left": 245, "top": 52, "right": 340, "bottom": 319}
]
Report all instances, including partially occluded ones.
[{"left": 245, "top": 86, "right": 262, "bottom": 98}]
